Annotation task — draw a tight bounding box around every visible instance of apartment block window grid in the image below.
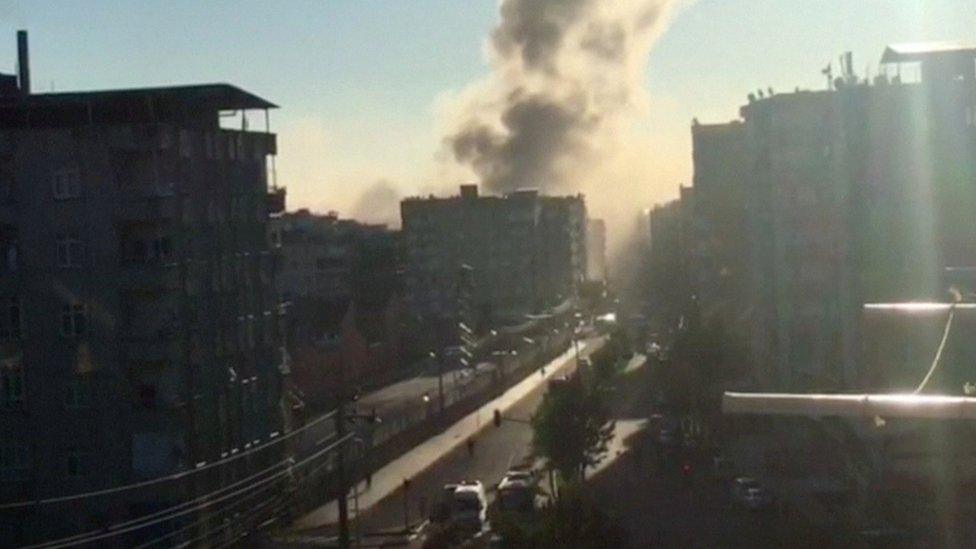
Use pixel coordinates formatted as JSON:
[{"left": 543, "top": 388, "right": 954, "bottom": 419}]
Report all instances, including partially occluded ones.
[
  {"left": 0, "top": 441, "right": 30, "bottom": 481},
  {"left": 51, "top": 166, "right": 82, "bottom": 200},
  {"left": 61, "top": 303, "right": 87, "bottom": 337},
  {"left": 0, "top": 354, "right": 24, "bottom": 411},
  {"left": 64, "top": 447, "right": 91, "bottom": 479},
  {"left": 0, "top": 296, "right": 22, "bottom": 340},
  {"left": 0, "top": 235, "right": 16, "bottom": 274},
  {"left": 57, "top": 235, "right": 85, "bottom": 268},
  {"left": 65, "top": 375, "right": 92, "bottom": 409}
]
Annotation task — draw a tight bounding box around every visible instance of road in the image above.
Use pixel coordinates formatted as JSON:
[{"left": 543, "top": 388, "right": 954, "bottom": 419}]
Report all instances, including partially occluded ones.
[
  {"left": 275, "top": 336, "right": 606, "bottom": 546},
  {"left": 295, "top": 362, "right": 501, "bottom": 458}
]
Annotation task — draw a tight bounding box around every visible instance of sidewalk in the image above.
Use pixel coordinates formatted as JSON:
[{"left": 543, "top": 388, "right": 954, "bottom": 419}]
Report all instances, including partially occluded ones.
[{"left": 290, "top": 340, "right": 595, "bottom": 531}]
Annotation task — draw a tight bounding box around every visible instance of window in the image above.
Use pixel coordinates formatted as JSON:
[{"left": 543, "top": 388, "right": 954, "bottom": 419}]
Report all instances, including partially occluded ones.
[
  {"left": 0, "top": 228, "right": 17, "bottom": 274},
  {"left": 0, "top": 355, "right": 24, "bottom": 410},
  {"left": 51, "top": 167, "right": 82, "bottom": 200},
  {"left": 122, "top": 236, "right": 173, "bottom": 264},
  {"left": 65, "top": 447, "right": 90, "bottom": 478},
  {"left": 204, "top": 132, "right": 215, "bottom": 159},
  {"left": 0, "top": 169, "right": 14, "bottom": 203},
  {"left": 65, "top": 376, "right": 92, "bottom": 409},
  {"left": 179, "top": 129, "right": 193, "bottom": 159},
  {"left": 0, "top": 297, "right": 21, "bottom": 340},
  {"left": 135, "top": 384, "right": 157, "bottom": 410},
  {"left": 57, "top": 236, "right": 85, "bottom": 268},
  {"left": 61, "top": 303, "right": 87, "bottom": 337},
  {"left": 0, "top": 442, "right": 29, "bottom": 481}
]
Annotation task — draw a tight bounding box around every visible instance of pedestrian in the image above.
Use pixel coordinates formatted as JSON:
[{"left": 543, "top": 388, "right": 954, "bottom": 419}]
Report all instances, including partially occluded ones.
[{"left": 467, "top": 437, "right": 475, "bottom": 457}]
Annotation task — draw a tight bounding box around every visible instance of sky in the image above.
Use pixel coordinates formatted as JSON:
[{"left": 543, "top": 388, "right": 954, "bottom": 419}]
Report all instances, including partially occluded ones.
[{"left": 1, "top": 0, "right": 974, "bottom": 224}]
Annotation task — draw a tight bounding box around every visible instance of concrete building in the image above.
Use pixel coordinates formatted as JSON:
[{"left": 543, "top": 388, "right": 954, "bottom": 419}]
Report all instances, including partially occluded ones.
[
  {"left": 271, "top": 209, "right": 393, "bottom": 304},
  {"left": 647, "top": 188, "right": 696, "bottom": 336},
  {"left": 0, "top": 35, "right": 286, "bottom": 544},
  {"left": 400, "top": 185, "right": 586, "bottom": 346},
  {"left": 270, "top": 209, "right": 402, "bottom": 411},
  {"left": 690, "top": 43, "right": 976, "bottom": 392},
  {"left": 687, "top": 44, "right": 976, "bottom": 538},
  {"left": 585, "top": 218, "right": 607, "bottom": 282}
]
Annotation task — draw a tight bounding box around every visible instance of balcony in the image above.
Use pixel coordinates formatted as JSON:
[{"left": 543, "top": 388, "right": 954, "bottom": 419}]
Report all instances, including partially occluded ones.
[
  {"left": 121, "top": 336, "right": 182, "bottom": 362},
  {"left": 117, "top": 195, "right": 179, "bottom": 223},
  {"left": 267, "top": 187, "right": 286, "bottom": 215},
  {"left": 118, "top": 263, "right": 182, "bottom": 293}
]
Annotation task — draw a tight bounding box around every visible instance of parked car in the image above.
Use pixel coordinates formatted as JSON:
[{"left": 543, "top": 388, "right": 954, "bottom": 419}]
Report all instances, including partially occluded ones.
[
  {"left": 731, "top": 477, "right": 761, "bottom": 501},
  {"left": 731, "top": 477, "right": 773, "bottom": 509},
  {"left": 497, "top": 470, "right": 536, "bottom": 514},
  {"left": 451, "top": 480, "right": 488, "bottom": 534},
  {"left": 742, "top": 486, "right": 773, "bottom": 510}
]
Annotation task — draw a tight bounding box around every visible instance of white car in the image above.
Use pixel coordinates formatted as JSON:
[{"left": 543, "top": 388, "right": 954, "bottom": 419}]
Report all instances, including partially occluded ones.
[
  {"left": 742, "top": 486, "right": 773, "bottom": 510},
  {"left": 731, "top": 477, "right": 760, "bottom": 501},
  {"left": 497, "top": 470, "right": 536, "bottom": 514},
  {"left": 451, "top": 480, "right": 488, "bottom": 534}
]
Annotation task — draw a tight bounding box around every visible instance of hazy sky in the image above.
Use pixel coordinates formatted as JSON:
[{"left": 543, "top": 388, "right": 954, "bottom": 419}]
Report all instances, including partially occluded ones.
[{"left": 1, "top": 0, "right": 974, "bottom": 222}]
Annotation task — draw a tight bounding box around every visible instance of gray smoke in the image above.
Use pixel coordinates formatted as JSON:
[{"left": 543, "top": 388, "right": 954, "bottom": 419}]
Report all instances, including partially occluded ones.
[{"left": 447, "top": 0, "right": 675, "bottom": 194}]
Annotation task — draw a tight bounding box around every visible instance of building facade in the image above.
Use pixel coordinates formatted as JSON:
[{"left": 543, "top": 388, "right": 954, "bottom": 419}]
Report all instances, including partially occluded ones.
[
  {"left": 270, "top": 209, "right": 402, "bottom": 411},
  {"left": 586, "top": 218, "right": 607, "bottom": 283},
  {"left": 0, "top": 70, "right": 287, "bottom": 541},
  {"left": 687, "top": 44, "right": 976, "bottom": 392},
  {"left": 400, "top": 185, "right": 586, "bottom": 346}
]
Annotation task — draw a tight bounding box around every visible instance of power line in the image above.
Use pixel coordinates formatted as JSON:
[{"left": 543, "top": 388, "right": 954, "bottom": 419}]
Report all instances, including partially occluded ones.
[
  {"left": 165, "top": 432, "right": 349, "bottom": 549},
  {"left": 913, "top": 302, "right": 957, "bottom": 395},
  {"left": 25, "top": 432, "right": 354, "bottom": 549},
  {"left": 0, "top": 409, "right": 337, "bottom": 511},
  {"left": 30, "top": 440, "right": 307, "bottom": 549},
  {"left": 134, "top": 475, "right": 280, "bottom": 549},
  {"left": 186, "top": 489, "right": 287, "bottom": 549}
]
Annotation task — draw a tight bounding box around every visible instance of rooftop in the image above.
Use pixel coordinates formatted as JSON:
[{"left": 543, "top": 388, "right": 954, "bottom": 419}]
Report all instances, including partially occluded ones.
[
  {"left": 0, "top": 83, "right": 276, "bottom": 110},
  {"left": 0, "top": 83, "right": 277, "bottom": 129},
  {"left": 881, "top": 42, "right": 976, "bottom": 64}
]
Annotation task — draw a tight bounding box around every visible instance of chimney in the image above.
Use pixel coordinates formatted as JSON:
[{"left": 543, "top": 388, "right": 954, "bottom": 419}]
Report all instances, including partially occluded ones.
[{"left": 16, "top": 30, "right": 29, "bottom": 95}]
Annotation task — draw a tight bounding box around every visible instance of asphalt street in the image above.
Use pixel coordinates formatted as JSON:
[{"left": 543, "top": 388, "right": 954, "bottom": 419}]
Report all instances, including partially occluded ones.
[{"left": 277, "top": 336, "right": 607, "bottom": 546}]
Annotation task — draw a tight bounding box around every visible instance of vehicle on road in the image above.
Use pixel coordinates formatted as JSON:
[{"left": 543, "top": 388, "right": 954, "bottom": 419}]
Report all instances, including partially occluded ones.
[
  {"left": 742, "top": 486, "right": 774, "bottom": 510},
  {"left": 731, "top": 477, "right": 773, "bottom": 509},
  {"left": 451, "top": 480, "right": 489, "bottom": 534},
  {"left": 497, "top": 470, "right": 537, "bottom": 514},
  {"left": 731, "top": 477, "right": 759, "bottom": 497}
]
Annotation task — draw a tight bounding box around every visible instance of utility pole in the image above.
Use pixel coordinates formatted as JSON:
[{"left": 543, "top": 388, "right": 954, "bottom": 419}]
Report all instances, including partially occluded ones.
[
  {"left": 335, "top": 356, "right": 350, "bottom": 549},
  {"left": 402, "top": 478, "right": 411, "bottom": 532},
  {"left": 437, "top": 352, "right": 445, "bottom": 414},
  {"left": 430, "top": 351, "right": 445, "bottom": 414}
]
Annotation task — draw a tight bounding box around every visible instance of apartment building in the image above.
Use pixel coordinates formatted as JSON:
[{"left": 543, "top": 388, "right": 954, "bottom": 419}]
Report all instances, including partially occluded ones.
[
  {"left": 270, "top": 209, "right": 402, "bottom": 410},
  {"left": 0, "top": 35, "right": 287, "bottom": 543},
  {"left": 400, "top": 184, "right": 586, "bottom": 346},
  {"left": 688, "top": 43, "right": 976, "bottom": 392}
]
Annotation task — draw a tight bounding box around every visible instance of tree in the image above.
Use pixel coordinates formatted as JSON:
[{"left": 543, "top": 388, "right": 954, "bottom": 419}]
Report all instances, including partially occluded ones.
[
  {"left": 491, "top": 483, "right": 625, "bottom": 549},
  {"left": 531, "top": 376, "right": 614, "bottom": 491}
]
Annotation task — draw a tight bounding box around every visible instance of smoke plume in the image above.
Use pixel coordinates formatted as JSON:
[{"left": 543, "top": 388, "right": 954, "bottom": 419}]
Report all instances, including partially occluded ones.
[{"left": 446, "top": 0, "right": 679, "bottom": 197}]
